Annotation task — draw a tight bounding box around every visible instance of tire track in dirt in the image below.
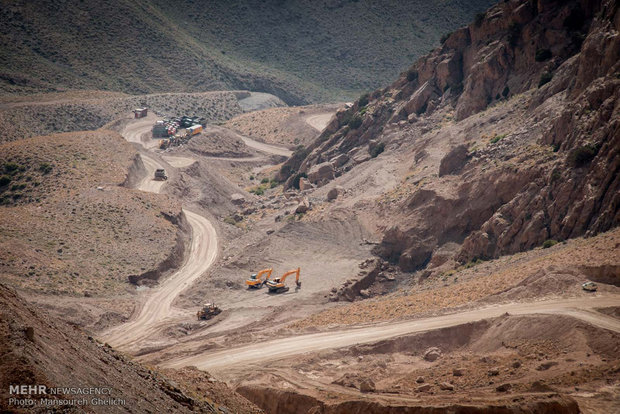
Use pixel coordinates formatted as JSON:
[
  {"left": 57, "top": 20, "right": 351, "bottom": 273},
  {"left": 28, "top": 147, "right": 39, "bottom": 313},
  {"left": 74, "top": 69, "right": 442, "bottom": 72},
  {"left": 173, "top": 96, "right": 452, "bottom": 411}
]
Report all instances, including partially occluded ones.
[{"left": 161, "top": 295, "right": 620, "bottom": 371}]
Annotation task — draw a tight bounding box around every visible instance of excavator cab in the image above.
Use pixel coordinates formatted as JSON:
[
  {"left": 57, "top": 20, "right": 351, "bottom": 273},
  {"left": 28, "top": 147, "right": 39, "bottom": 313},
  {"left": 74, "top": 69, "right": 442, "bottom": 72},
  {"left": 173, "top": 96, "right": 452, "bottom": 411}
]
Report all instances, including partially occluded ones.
[
  {"left": 246, "top": 268, "right": 273, "bottom": 289},
  {"left": 266, "top": 267, "right": 301, "bottom": 294}
]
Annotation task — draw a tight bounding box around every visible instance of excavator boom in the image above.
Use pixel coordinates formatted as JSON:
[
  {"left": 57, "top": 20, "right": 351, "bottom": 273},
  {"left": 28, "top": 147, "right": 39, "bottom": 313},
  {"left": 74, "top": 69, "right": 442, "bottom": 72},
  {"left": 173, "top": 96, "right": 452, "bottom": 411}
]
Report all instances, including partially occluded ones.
[{"left": 266, "top": 267, "right": 301, "bottom": 293}]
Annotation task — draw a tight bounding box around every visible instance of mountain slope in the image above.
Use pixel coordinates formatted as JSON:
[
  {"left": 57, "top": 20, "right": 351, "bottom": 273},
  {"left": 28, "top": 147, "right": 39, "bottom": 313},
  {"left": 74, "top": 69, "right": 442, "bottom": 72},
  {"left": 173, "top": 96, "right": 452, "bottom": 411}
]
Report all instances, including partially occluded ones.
[
  {"left": 0, "top": 0, "right": 495, "bottom": 103},
  {"left": 0, "top": 283, "right": 262, "bottom": 413},
  {"left": 278, "top": 0, "right": 619, "bottom": 272}
]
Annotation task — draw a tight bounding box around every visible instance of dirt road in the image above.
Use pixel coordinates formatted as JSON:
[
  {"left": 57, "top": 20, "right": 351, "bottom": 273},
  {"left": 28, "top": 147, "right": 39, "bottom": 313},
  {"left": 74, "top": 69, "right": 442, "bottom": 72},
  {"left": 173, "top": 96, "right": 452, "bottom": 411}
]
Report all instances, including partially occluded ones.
[
  {"left": 102, "top": 118, "right": 291, "bottom": 351},
  {"left": 305, "top": 112, "right": 334, "bottom": 132},
  {"left": 101, "top": 121, "right": 218, "bottom": 350},
  {"left": 161, "top": 295, "right": 620, "bottom": 371}
]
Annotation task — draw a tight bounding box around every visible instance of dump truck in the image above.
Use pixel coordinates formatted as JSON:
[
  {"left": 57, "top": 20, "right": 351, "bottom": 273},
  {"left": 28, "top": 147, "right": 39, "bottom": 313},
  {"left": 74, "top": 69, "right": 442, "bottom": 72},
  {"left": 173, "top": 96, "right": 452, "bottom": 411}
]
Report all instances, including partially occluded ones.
[
  {"left": 246, "top": 268, "right": 273, "bottom": 289},
  {"left": 154, "top": 168, "right": 168, "bottom": 180},
  {"left": 582, "top": 281, "right": 598, "bottom": 292},
  {"left": 197, "top": 303, "right": 221, "bottom": 320},
  {"left": 266, "top": 267, "right": 301, "bottom": 293},
  {"left": 133, "top": 108, "right": 148, "bottom": 118}
]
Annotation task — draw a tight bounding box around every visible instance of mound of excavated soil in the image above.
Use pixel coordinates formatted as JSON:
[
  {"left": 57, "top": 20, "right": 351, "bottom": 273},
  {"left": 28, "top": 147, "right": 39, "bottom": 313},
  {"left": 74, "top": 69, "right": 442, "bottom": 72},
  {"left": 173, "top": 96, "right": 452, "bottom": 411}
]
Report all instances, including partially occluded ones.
[
  {"left": 0, "top": 283, "right": 257, "bottom": 413},
  {"left": 225, "top": 105, "right": 337, "bottom": 147}
]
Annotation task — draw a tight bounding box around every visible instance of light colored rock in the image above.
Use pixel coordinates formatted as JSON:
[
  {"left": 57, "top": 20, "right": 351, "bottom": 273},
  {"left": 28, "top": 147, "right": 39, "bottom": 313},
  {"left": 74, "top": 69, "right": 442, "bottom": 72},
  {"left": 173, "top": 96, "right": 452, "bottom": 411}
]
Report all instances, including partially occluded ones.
[
  {"left": 307, "top": 162, "right": 334, "bottom": 185},
  {"left": 423, "top": 347, "right": 442, "bottom": 362},
  {"left": 299, "top": 177, "right": 313, "bottom": 191}
]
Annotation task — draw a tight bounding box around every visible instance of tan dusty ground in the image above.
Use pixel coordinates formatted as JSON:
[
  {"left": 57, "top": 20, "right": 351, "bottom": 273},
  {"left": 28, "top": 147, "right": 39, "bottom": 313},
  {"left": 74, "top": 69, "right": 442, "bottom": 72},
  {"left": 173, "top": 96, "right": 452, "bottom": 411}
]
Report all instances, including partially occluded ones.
[
  {"left": 224, "top": 104, "right": 338, "bottom": 147},
  {"left": 0, "top": 130, "right": 181, "bottom": 298},
  {"left": 290, "top": 228, "right": 620, "bottom": 329}
]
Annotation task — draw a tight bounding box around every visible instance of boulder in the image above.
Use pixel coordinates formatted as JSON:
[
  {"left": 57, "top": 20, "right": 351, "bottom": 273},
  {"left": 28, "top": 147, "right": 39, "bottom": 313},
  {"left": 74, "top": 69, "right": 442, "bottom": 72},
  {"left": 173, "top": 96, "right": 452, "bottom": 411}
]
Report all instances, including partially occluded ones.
[
  {"left": 416, "top": 384, "right": 431, "bottom": 392},
  {"left": 299, "top": 177, "right": 313, "bottom": 191},
  {"left": 452, "top": 368, "right": 464, "bottom": 377},
  {"left": 438, "top": 144, "right": 470, "bottom": 177},
  {"left": 404, "top": 80, "right": 440, "bottom": 115},
  {"left": 423, "top": 347, "right": 442, "bottom": 362},
  {"left": 415, "top": 376, "right": 425, "bottom": 384},
  {"left": 307, "top": 162, "right": 335, "bottom": 185},
  {"left": 230, "top": 193, "right": 245, "bottom": 205},
  {"left": 330, "top": 153, "right": 349, "bottom": 167},
  {"left": 327, "top": 185, "right": 344, "bottom": 201},
  {"left": 488, "top": 368, "right": 500, "bottom": 376},
  {"left": 295, "top": 198, "right": 310, "bottom": 214},
  {"left": 496, "top": 383, "right": 512, "bottom": 392},
  {"left": 439, "top": 382, "right": 454, "bottom": 391},
  {"left": 359, "top": 379, "right": 375, "bottom": 393}
]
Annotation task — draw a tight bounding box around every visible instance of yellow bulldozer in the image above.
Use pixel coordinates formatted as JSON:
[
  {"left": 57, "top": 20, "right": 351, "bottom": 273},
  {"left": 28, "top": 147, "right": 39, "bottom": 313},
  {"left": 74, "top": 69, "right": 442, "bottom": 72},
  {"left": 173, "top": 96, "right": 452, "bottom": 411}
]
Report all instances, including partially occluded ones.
[
  {"left": 197, "top": 302, "right": 221, "bottom": 320},
  {"left": 266, "top": 267, "right": 301, "bottom": 293},
  {"left": 246, "top": 268, "right": 273, "bottom": 289}
]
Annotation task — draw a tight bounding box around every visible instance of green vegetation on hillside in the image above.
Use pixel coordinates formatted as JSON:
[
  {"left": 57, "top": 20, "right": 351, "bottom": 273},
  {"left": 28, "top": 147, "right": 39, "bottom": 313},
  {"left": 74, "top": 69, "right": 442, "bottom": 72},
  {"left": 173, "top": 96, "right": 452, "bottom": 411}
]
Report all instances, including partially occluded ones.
[{"left": 0, "top": 0, "right": 495, "bottom": 103}]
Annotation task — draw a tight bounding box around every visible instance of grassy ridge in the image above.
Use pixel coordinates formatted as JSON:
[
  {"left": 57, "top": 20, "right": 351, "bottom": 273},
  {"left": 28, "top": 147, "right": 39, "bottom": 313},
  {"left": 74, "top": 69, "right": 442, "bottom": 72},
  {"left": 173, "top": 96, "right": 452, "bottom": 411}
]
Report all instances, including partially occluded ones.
[{"left": 0, "top": 0, "right": 495, "bottom": 103}]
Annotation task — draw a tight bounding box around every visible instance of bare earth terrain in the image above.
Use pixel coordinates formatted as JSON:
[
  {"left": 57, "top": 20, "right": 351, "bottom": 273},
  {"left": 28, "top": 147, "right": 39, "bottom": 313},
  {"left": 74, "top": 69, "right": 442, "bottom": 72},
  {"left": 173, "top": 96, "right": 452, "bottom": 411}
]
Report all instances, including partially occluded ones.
[{"left": 1, "top": 0, "right": 619, "bottom": 413}]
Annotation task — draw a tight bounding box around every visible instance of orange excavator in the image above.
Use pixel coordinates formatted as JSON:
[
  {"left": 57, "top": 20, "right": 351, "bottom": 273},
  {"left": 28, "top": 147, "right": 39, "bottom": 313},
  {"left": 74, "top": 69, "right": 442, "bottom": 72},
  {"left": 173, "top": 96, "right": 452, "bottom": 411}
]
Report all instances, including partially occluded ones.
[
  {"left": 266, "top": 267, "right": 301, "bottom": 293},
  {"left": 245, "top": 268, "right": 273, "bottom": 289}
]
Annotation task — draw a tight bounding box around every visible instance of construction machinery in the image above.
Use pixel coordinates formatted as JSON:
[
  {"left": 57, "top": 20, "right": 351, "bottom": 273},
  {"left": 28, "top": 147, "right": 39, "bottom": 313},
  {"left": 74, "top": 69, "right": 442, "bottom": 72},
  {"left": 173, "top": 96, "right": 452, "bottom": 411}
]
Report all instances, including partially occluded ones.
[
  {"left": 133, "top": 108, "right": 148, "bottom": 118},
  {"left": 266, "top": 267, "right": 301, "bottom": 293},
  {"left": 246, "top": 268, "right": 273, "bottom": 289},
  {"left": 582, "top": 281, "right": 598, "bottom": 292},
  {"left": 154, "top": 168, "right": 168, "bottom": 180},
  {"left": 197, "top": 302, "right": 221, "bottom": 320}
]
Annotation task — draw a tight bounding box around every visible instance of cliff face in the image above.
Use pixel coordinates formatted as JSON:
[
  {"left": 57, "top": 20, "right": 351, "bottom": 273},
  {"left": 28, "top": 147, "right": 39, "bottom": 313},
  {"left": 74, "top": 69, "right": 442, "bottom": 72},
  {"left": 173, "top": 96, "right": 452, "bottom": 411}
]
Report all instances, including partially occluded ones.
[{"left": 281, "top": 0, "right": 619, "bottom": 271}]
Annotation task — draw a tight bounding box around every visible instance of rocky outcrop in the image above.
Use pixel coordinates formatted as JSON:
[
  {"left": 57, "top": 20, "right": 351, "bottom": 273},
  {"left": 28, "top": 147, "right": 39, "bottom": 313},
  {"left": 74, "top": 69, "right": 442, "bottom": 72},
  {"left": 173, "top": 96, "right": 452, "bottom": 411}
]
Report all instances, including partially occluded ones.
[{"left": 438, "top": 144, "right": 470, "bottom": 177}]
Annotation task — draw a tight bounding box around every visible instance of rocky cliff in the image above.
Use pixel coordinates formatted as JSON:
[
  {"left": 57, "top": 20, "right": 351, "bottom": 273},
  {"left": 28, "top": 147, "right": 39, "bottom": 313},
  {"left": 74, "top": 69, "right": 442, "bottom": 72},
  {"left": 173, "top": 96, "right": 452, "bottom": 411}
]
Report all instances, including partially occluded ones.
[{"left": 281, "top": 0, "right": 619, "bottom": 271}]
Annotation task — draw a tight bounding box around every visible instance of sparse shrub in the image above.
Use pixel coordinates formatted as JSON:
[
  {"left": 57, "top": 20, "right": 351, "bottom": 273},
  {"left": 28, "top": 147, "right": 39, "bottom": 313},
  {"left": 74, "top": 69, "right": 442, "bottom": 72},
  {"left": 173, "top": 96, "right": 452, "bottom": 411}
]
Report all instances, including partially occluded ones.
[
  {"left": 542, "top": 239, "right": 558, "bottom": 249},
  {"left": 370, "top": 142, "right": 385, "bottom": 158},
  {"left": 464, "top": 258, "right": 483, "bottom": 269},
  {"left": 249, "top": 175, "right": 255, "bottom": 180},
  {"left": 538, "top": 72, "right": 553, "bottom": 87},
  {"left": 568, "top": 143, "right": 599, "bottom": 167},
  {"left": 440, "top": 32, "right": 452, "bottom": 44},
  {"left": 550, "top": 169, "right": 562, "bottom": 182},
  {"left": 358, "top": 93, "right": 370, "bottom": 108},
  {"left": 260, "top": 177, "right": 269, "bottom": 184},
  {"left": 223, "top": 216, "right": 237, "bottom": 226},
  {"left": 490, "top": 133, "right": 507, "bottom": 144},
  {"left": 474, "top": 12, "right": 486, "bottom": 27},
  {"left": 251, "top": 187, "right": 264, "bottom": 196},
  {"left": 502, "top": 85, "right": 510, "bottom": 98},
  {"left": 508, "top": 22, "right": 520, "bottom": 46},
  {"left": 348, "top": 115, "right": 363, "bottom": 130},
  {"left": 535, "top": 48, "right": 552, "bottom": 62},
  {"left": 406, "top": 69, "right": 418, "bottom": 82},
  {"left": 39, "top": 162, "right": 52, "bottom": 174},
  {"left": 0, "top": 175, "right": 10, "bottom": 187},
  {"left": 3, "top": 162, "right": 19, "bottom": 174},
  {"left": 269, "top": 179, "right": 278, "bottom": 189}
]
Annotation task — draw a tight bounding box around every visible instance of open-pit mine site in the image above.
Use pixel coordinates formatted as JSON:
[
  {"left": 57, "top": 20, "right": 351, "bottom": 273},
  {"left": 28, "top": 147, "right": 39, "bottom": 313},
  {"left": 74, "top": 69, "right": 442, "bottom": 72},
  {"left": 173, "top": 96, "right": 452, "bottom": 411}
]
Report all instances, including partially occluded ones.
[{"left": 1, "top": 0, "right": 619, "bottom": 413}]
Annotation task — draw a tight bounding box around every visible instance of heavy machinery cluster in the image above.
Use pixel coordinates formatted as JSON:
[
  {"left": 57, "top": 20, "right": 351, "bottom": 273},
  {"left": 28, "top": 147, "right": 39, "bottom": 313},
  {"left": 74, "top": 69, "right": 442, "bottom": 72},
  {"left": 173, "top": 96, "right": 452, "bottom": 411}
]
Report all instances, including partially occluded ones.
[
  {"left": 246, "top": 267, "right": 301, "bottom": 293},
  {"left": 153, "top": 115, "right": 206, "bottom": 150}
]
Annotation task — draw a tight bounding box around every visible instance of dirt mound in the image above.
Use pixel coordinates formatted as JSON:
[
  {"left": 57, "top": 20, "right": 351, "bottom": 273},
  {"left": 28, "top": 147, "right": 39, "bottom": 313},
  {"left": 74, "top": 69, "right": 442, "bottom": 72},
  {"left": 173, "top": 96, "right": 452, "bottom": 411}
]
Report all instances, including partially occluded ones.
[
  {"left": 0, "top": 283, "right": 245, "bottom": 413},
  {"left": 225, "top": 105, "right": 338, "bottom": 147}
]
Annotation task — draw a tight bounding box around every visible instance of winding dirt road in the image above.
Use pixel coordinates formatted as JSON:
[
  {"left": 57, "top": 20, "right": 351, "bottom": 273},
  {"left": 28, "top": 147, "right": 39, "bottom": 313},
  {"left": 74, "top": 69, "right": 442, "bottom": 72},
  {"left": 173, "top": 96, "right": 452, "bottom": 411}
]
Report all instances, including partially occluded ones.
[
  {"left": 101, "top": 117, "right": 292, "bottom": 351},
  {"left": 101, "top": 121, "right": 218, "bottom": 351},
  {"left": 161, "top": 295, "right": 620, "bottom": 371}
]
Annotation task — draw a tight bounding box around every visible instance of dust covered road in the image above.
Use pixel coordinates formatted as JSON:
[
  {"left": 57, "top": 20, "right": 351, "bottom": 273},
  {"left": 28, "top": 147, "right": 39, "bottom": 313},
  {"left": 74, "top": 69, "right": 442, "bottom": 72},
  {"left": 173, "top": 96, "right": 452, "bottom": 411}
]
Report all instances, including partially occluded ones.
[
  {"left": 101, "top": 120, "right": 217, "bottom": 351},
  {"left": 161, "top": 295, "right": 620, "bottom": 371}
]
